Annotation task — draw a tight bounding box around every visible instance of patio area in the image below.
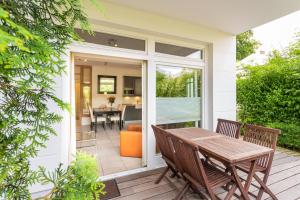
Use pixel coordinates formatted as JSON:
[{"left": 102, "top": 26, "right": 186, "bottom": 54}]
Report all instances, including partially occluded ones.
[{"left": 111, "top": 148, "right": 300, "bottom": 200}]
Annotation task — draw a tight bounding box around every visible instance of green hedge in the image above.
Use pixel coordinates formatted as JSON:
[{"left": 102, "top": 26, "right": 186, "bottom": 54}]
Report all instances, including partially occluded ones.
[
  {"left": 237, "top": 35, "right": 300, "bottom": 150},
  {"left": 268, "top": 122, "right": 300, "bottom": 150}
]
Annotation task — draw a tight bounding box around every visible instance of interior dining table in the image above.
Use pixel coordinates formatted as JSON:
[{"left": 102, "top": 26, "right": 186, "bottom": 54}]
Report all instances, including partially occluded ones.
[
  {"left": 166, "top": 127, "right": 274, "bottom": 200},
  {"left": 93, "top": 107, "right": 122, "bottom": 132}
]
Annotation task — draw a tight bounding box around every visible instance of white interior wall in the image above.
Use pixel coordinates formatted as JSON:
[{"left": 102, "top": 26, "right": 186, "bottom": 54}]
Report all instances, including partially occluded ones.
[{"left": 90, "top": 63, "right": 141, "bottom": 107}]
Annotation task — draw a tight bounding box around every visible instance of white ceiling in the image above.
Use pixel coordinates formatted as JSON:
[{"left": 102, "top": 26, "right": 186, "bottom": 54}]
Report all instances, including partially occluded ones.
[
  {"left": 105, "top": 0, "right": 300, "bottom": 34},
  {"left": 74, "top": 53, "right": 142, "bottom": 68},
  {"left": 74, "top": 53, "right": 142, "bottom": 64}
]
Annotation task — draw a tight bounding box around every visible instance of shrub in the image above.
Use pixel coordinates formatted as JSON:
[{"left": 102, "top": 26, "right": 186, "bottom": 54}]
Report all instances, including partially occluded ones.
[
  {"left": 237, "top": 34, "right": 300, "bottom": 150},
  {"left": 268, "top": 122, "right": 300, "bottom": 151},
  {"left": 38, "top": 152, "right": 105, "bottom": 200},
  {"left": 0, "top": 1, "right": 101, "bottom": 198}
]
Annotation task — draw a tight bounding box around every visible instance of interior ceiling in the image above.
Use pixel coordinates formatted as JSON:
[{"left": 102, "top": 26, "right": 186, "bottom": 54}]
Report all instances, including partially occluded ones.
[
  {"left": 74, "top": 53, "right": 141, "bottom": 68},
  {"left": 105, "top": 0, "right": 300, "bottom": 34}
]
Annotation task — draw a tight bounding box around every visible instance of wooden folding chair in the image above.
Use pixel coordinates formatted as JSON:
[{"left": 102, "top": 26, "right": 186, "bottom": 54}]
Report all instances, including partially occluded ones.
[
  {"left": 216, "top": 118, "right": 243, "bottom": 139},
  {"left": 151, "top": 125, "right": 180, "bottom": 184},
  {"left": 169, "top": 134, "right": 236, "bottom": 200},
  {"left": 237, "top": 124, "right": 280, "bottom": 200},
  {"left": 208, "top": 119, "right": 243, "bottom": 170}
]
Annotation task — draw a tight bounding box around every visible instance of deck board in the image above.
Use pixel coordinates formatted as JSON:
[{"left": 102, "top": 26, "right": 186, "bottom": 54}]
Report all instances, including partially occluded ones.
[{"left": 112, "top": 150, "right": 300, "bottom": 200}]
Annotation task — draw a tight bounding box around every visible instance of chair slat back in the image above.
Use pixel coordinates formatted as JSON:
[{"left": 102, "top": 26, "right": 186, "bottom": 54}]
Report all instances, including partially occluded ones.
[
  {"left": 87, "top": 103, "right": 94, "bottom": 120},
  {"left": 216, "top": 118, "right": 242, "bottom": 139},
  {"left": 243, "top": 124, "right": 280, "bottom": 169},
  {"left": 151, "top": 125, "right": 175, "bottom": 163},
  {"left": 121, "top": 105, "right": 127, "bottom": 121},
  {"left": 169, "top": 134, "right": 206, "bottom": 187}
]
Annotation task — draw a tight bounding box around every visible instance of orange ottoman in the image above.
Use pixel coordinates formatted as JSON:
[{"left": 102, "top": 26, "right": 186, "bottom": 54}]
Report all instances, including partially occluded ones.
[
  {"left": 120, "top": 131, "right": 142, "bottom": 158},
  {"left": 127, "top": 123, "right": 142, "bottom": 132}
]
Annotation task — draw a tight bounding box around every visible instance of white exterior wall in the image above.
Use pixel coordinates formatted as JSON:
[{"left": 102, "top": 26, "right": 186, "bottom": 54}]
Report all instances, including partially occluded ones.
[
  {"left": 80, "top": 1, "right": 236, "bottom": 128},
  {"left": 31, "top": 1, "right": 236, "bottom": 194},
  {"left": 210, "top": 38, "right": 237, "bottom": 129},
  {"left": 30, "top": 53, "right": 72, "bottom": 194}
]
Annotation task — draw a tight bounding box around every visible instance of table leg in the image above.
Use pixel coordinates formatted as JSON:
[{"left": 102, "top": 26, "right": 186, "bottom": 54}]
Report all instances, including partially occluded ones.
[
  {"left": 244, "top": 160, "right": 257, "bottom": 192},
  {"left": 119, "top": 112, "right": 122, "bottom": 130},
  {"left": 254, "top": 173, "right": 278, "bottom": 200},
  {"left": 95, "top": 115, "right": 97, "bottom": 132},
  {"left": 224, "top": 184, "right": 237, "bottom": 200},
  {"left": 230, "top": 165, "right": 251, "bottom": 200}
]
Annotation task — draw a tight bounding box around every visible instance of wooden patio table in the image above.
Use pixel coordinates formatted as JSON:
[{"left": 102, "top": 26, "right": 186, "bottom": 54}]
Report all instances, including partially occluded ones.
[{"left": 167, "top": 127, "right": 274, "bottom": 200}]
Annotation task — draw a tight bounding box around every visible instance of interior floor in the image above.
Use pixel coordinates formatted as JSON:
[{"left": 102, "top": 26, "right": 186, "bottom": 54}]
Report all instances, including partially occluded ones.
[{"left": 76, "top": 121, "right": 142, "bottom": 176}]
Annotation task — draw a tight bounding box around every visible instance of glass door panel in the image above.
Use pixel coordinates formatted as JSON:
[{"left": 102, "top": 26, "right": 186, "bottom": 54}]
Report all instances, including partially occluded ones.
[{"left": 156, "top": 64, "right": 202, "bottom": 129}]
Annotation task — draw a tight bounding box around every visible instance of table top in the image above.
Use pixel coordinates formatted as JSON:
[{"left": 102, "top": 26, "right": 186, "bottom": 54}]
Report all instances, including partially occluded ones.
[
  {"left": 93, "top": 107, "right": 121, "bottom": 113},
  {"left": 167, "top": 127, "right": 273, "bottom": 164},
  {"left": 167, "top": 127, "right": 221, "bottom": 141}
]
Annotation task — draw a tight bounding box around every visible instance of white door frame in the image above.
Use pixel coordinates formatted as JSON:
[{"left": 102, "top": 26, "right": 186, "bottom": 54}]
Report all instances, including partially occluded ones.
[
  {"left": 68, "top": 42, "right": 148, "bottom": 172},
  {"left": 141, "top": 61, "right": 148, "bottom": 166}
]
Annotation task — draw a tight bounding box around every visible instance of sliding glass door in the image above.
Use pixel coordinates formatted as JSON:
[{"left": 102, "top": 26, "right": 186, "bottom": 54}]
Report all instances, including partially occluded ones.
[{"left": 156, "top": 64, "right": 202, "bottom": 129}]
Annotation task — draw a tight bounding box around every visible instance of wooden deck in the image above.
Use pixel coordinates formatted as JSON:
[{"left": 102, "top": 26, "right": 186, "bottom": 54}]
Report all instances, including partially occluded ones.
[{"left": 112, "top": 149, "right": 300, "bottom": 200}]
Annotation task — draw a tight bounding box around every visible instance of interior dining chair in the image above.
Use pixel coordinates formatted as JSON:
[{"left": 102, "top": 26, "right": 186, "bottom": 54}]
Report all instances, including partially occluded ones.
[
  {"left": 87, "top": 103, "right": 106, "bottom": 130},
  {"left": 108, "top": 104, "right": 123, "bottom": 129},
  {"left": 120, "top": 105, "right": 127, "bottom": 129},
  {"left": 236, "top": 124, "right": 280, "bottom": 200},
  {"left": 216, "top": 118, "right": 243, "bottom": 139},
  {"left": 151, "top": 125, "right": 181, "bottom": 184},
  {"left": 169, "top": 134, "right": 236, "bottom": 200}
]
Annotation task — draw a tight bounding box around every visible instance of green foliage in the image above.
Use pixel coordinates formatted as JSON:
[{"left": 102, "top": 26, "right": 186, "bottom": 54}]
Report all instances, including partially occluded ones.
[
  {"left": 156, "top": 70, "right": 201, "bottom": 97},
  {"left": 236, "top": 30, "right": 260, "bottom": 61},
  {"left": 0, "top": 0, "right": 94, "bottom": 198},
  {"left": 38, "top": 152, "right": 105, "bottom": 200},
  {"left": 237, "top": 34, "right": 300, "bottom": 149},
  {"left": 268, "top": 122, "right": 300, "bottom": 150}
]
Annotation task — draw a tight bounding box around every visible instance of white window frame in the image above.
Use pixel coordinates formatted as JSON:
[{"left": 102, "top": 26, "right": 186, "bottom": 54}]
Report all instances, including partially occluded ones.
[
  {"left": 62, "top": 27, "right": 209, "bottom": 178},
  {"left": 148, "top": 60, "right": 206, "bottom": 166},
  {"left": 154, "top": 62, "right": 205, "bottom": 126}
]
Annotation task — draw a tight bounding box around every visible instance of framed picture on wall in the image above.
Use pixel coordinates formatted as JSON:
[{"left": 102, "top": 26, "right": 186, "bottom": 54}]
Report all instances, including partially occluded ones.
[{"left": 98, "top": 75, "right": 117, "bottom": 94}]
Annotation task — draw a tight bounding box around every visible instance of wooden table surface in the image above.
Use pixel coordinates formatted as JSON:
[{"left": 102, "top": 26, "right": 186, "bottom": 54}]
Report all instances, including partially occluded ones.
[
  {"left": 167, "top": 127, "right": 273, "bottom": 164},
  {"left": 93, "top": 107, "right": 120, "bottom": 113},
  {"left": 167, "top": 127, "right": 219, "bottom": 140}
]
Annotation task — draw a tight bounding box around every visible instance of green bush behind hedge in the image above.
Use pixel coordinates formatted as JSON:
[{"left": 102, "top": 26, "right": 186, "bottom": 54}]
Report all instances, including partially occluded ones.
[{"left": 237, "top": 34, "right": 300, "bottom": 150}]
